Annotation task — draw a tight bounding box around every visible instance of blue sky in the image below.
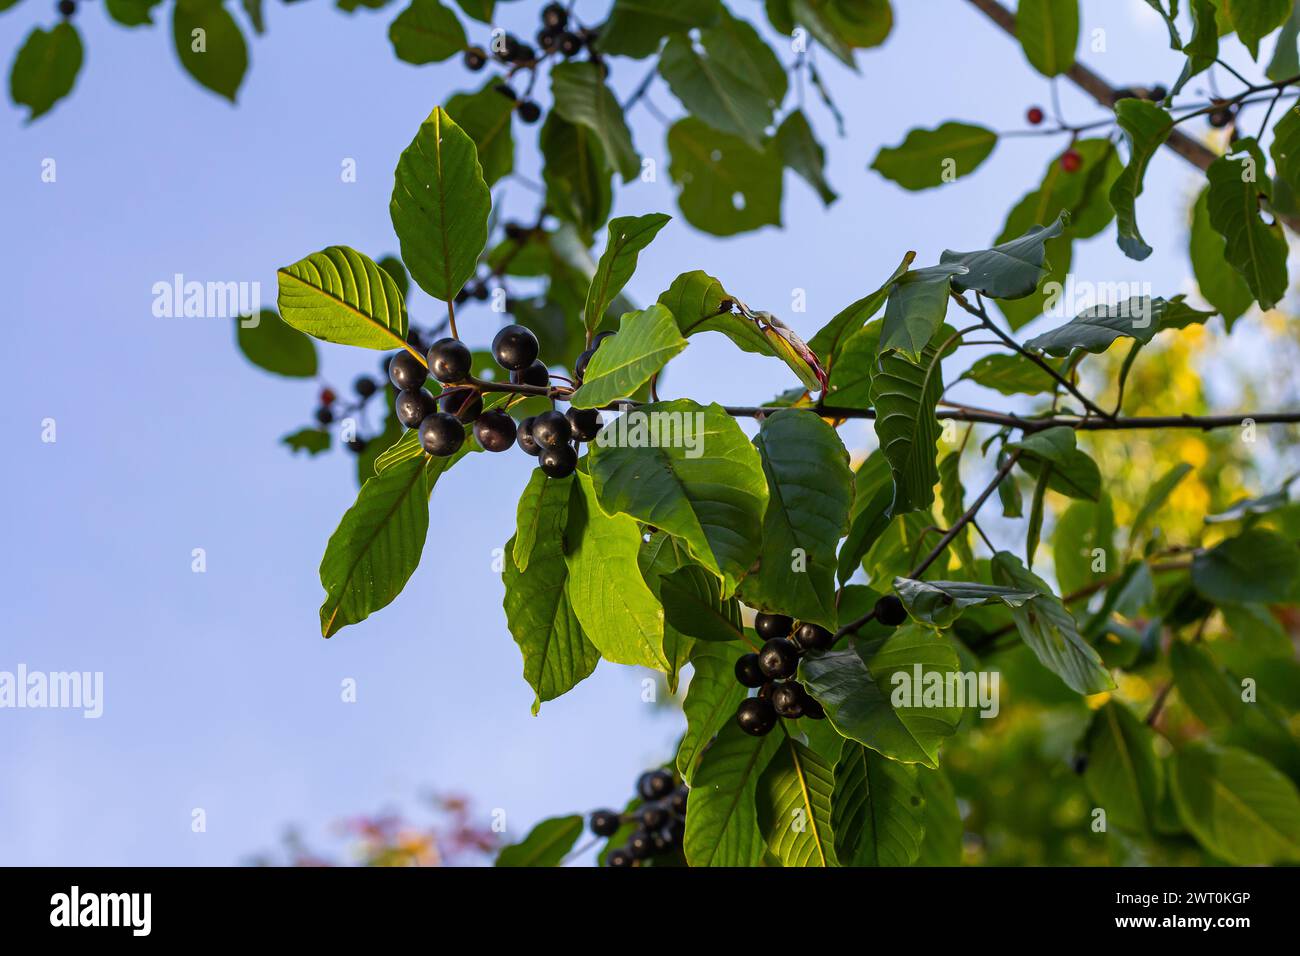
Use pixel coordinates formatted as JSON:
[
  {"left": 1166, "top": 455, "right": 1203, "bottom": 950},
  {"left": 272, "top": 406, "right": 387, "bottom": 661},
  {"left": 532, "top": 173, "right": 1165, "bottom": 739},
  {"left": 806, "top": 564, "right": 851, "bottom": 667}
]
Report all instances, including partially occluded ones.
[{"left": 0, "top": 1, "right": 1273, "bottom": 865}]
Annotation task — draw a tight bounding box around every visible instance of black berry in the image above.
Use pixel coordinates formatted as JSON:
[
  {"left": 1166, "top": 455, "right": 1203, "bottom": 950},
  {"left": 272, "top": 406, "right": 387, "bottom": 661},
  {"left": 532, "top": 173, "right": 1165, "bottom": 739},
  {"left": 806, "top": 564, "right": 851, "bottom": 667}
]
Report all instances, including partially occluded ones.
[
  {"left": 757, "top": 638, "right": 800, "bottom": 680},
  {"left": 473, "top": 409, "right": 517, "bottom": 452},
  {"left": 473, "top": 283, "right": 490, "bottom": 302},
  {"left": 418, "top": 412, "right": 465, "bottom": 457},
  {"left": 661, "top": 816, "right": 685, "bottom": 847},
  {"left": 574, "top": 347, "right": 596, "bottom": 381},
  {"left": 770, "top": 682, "right": 806, "bottom": 719},
  {"left": 517, "top": 416, "right": 541, "bottom": 456},
  {"left": 512, "top": 359, "right": 550, "bottom": 388},
  {"left": 558, "top": 31, "right": 582, "bottom": 56},
  {"left": 1209, "top": 106, "right": 1233, "bottom": 128},
  {"left": 492, "top": 324, "right": 539, "bottom": 371},
  {"left": 607, "top": 848, "right": 633, "bottom": 867},
  {"left": 667, "top": 785, "right": 689, "bottom": 816},
  {"left": 736, "top": 697, "right": 777, "bottom": 737},
  {"left": 517, "top": 100, "right": 542, "bottom": 124},
  {"left": 793, "top": 622, "right": 833, "bottom": 652},
  {"left": 590, "top": 809, "right": 621, "bottom": 837},
  {"left": 315, "top": 407, "right": 333, "bottom": 425},
  {"left": 57, "top": 0, "right": 75, "bottom": 16},
  {"left": 874, "top": 594, "right": 908, "bottom": 627},
  {"left": 346, "top": 438, "right": 367, "bottom": 454},
  {"left": 463, "top": 47, "right": 487, "bottom": 71},
  {"left": 754, "top": 612, "right": 793, "bottom": 641},
  {"left": 803, "top": 696, "right": 826, "bottom": 720},
  {"left": 354, "top": 375, "right": 377, "bottom": 398},
  {"left": 1072, "top": 754, "right": 1089, "bottom": 775},
  {"left": 539, "top": 444, "right": 578, "bottom": 478},
  {"left": 627, "top": 829, "right": 653, "bottom": 860},
  {"left": 640, "top": 804, "right": 668, "bottom": 829},
  {"left": 538, "top": 28, "right": 561, "bottom": 52},
  {"left": 427, "top": 338, "right": 472, "bottom": 384},
  {"left": 542, "top": 2, "right": 567, "bottom": 29},
  {"left": 734, "top": 653, "right": 765, "bottom": 688},
  {"left": 567, "top": 407, "right": 603, "bottom": 442},
  {"left": 637, "top": 769, "right": 675, "bottom": 801},
  {"left": 388, "top": 350, "right": 428, "bottom": 391},
  {"left": 395, "top": 389, "right": 437, "bottom": 429},
  {"left": 439, "top": 389, "right": 482, "bottom": 423},
  {"left": 531, "top": 410, "right": 572, "bottom": 448}
]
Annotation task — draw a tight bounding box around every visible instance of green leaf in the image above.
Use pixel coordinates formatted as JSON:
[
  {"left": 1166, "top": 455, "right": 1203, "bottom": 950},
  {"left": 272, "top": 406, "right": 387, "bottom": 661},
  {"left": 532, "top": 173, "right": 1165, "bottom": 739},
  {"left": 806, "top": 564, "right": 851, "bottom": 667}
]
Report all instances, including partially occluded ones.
[
  {"left": 1266, "top": 0, "right": 1300, "bottom": 81},
  {"left": 822, "top": 321, "right": 880, "bottom": 409},
  {"left": 657, "top": 10, "right": 785, "bottom": 148},
  {"left": 756, "top": 734, "right": 839, "bottom": 866},
  {"left": 1015, "top": 0, "right": 1077, "bottom": 76},
  {"left": 450, "top": 0, "right": 492, "bottom": 23},
  {"left": 551, "top": 61, "right": 640, "bottom": 181},
  {"left": 1006, "top": 426, "right": 1100, "bottom": 501},
  {"left": 356, "top": 393, "right": 403, "bottom": 485},
  {"left": 838, "top": 453, "right": 894, "bottom": 585},
  {"left": 870, "top": 122, "right": 997, "bottom": 191},
  {"left": 567, "top": 305, "right": 687, "bottom": 408},
  {"left": 878, "top": 264, "right": 965, "bottom": 361},
  {"left": 941, "top": 211, "right": 1067, "bottom": 300},
  {"left": 388, "top": 0, "right": 466, "bottom": 64},
  {"left": 892, "top": 578, "right": 1037, "bottom": 628},
  {"left": 1110, "top": 99, "right": 1173, "bottom": 261},
  {"left": 960, "top": 353, "right": 1060, "bottom": 396},
  {"left": 638, "top": 533, "right": 700, "bottom": 690},
  {"left": 937, "top": 451, "right": 974, "bottom": 572},
  {"left": 1171, "top": 742, "right": 1300, "bottom": 864},
  {"left": 1023, "top": 295, "right": 1213, "bottom": 356},
  {"left": 588, "top": 399, "right": 769, "bottom": 595},
  {"left": 597, "top": 0, "right": 722, "bottom": 58},
  {"left": 9, "top": 23, "right": 82, "bottom": 121},
  {"left": 445, "top": 78, "right": 515, "bottom": 187},
  {"left": 990, "top": 551, "right": 1113, "bottom": 694},
  {"left": 799, "top": 626, "right": 962, "bottom": 768},
  {"left": 1189, "top": 187, "right": 1253, "bottom": 329},
  {"left": 737, "top": 410, "right": 853, "bottom": 628},
  {"left": 495, "top": 814, "right": 583, "bottom": 867},
  {"left": 541, "top": 114, "right": 610, "bottom": 237},
  {"left": 235, "top": 310, "right": 318, "bottom": 377},
  {"left": 276, "top": 246, "right": 409, "bottom": 350},
  {"left": 504, "top": 478, "right": 601, "bottom": 713},
  {"left": 106, "top": 0, "right": 165, "bottom": 27},
  {"left": 1206, "top": 139, "right": 1289, "bottom": 309},
  {"left": 684, "top": 719, "right": 782, "bottom": 866},
  {"left": 1143, "top": 0, "right": 1181, "bottom": 48},
  {"left": 1192, "top": 528, "right": 1300, "bottom": 604},
  {"left": 173, "top": 0, "right": 248, "bottom": 102},
  {"left": 776, "top": 109, "right": 837, "bottom": 205},
  {"left": 809, "top": 252, "right": 914, "bottom": 369},
  {"left": 1082, "top": 701, "right": 1162, "bottom": 833},
  {"left": 677, "top": 642, "right": 748, "bottom": 783},
  {"left": 1205, "top": 474, "right": 1298, "bottom": 523},
  {"left": 564, "top": 471, "right": 667, "bottom": 670},
  {"left": 1221, "top": 0, "right": 1291, "bottom": 59},
  {"left": 1170, "top": 641, "right": 1244, "bottom": 729},
  {"left": 1129, "top": 462, "right": 1193, "bottom": 550},
  {"left": 1173, "top": 0, "right": 1219, "bottom": 95},
  {"left": 667, "top": 117, "right": 784, "bottom": 235},
  {"left": 391, "top": 106, "right": 491, "bottom": 302},
  {"left": 660, "top": 565, "right": 744, "bottom": 643},
  {"left": 870, "top": 330, "right": 946, "bottom": 515},
  {"left": 319, "top": 454, "right": 442, "bottom": 637},
  {"left": 582, "top": 214, "right": 671, "bottom": 337},
  {"left": 832, "top": 742, "right": 924, "bottom": 866},
  {"left": 791, "top": 0, "right": 891, "bottom": 69},
  {"left": 1054, "top": 495, "right": 1115, "bottom": 595},
  {"left": 282, "top": 428, "right": 330, "bottom": 456},
  {"left": 914, "top": 767, "right": 962, "bottom": 865}
]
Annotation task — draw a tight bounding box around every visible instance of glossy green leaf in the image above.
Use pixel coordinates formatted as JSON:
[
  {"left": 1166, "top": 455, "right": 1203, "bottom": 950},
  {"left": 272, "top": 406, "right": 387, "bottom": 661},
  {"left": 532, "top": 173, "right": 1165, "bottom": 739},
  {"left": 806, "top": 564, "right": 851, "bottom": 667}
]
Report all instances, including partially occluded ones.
[
  {"left": 495, "top": 814, "right": 583, "bottom": 867},
  {"left": 445, "top": 78, "right": 515, "bottom": 187},
  {"left": 893, "top": 578, "right": 1037, "bottom": 628},
  {"left": 991, "top": 551, "right": 1113, "bottom": 694},
  {"left": 597, "top": 0, "right": 722, "bottom": 58},
  {"left": 870, "top": 331, "right": 945, "bottom": 515},
  {"left": 173, "top": 0, "right": 247, "bottom": 102},
  {"left": 677, "top": 642, "right": 749, "bottom": 784},
  {"left": 832, "top": 742, "right": 924, "bottom": 866},
  {"left": 1023, "top": 295, "right": 1213, "bottom": 356},
  {"left": 799, "top": 626, "right": 962, "bottom": 768},
  {"left": 1006, "top": 426, "right": 1101, "bottom": 501},
  {"left": 660, "top": 565, "right": 744, "bottom": 643},
  {"left": 757, "top": 734, "right": 839, "bottom": 867},
  {"left": 541, "top": 114, "right": 611, "bottom": 237},
  {"left": 1016, "top": 0, "right": 1077, "bottom": 76},
  {"left": 870, "top": 122, "right": 996, "bottom": 191},
  {"left": 551, "top": 61, "right": 639, "bottom": 181},
  {"left": 282, "top": 428, "right": 330, "bottom": 456},
  {"left": 667, "top": 117, "right": 783, "bottom": 235},
  {"left": 1083, "top": 701, "right": 1162, "bottom": 833},
  {"left": 776, "top": 109, "right": 837, "bottom": 205},
  {"left": 588, "top": 399, "right": 769, "bottom": 595},
  {"left": 1205, "top": 474, "right": 1298, "bottom": 524},
  {"left": 1110, "top": 99, "right": 1173, "bottom": 261},
  {"left": 1192, "top": 529, "right": 1300, "bottom": 604},
  {"left": 684, "top": 719, "right": 781, "bottom": 866},
  {"left": 822, "top": 321, "right": 880, "bottom": 409},
  {"left": 277, "top": 246, "right": 409, "bottom": 350},
  {"left": 10, "top": 23, "right": 82, "bottom": 122},
  {"left": 838, "top": 453, "right": 894, "bottom": 585},
  {"left": 1189, "top": 187, "right": 1253, "bottom": 330},
  {"left": 638, "top": 533, "right": 701, "bottom": 690},
  {"left": 1221, "top": 0, "right": 1291, "bottom": 59},
  {"left": 568, "top": 305, "right": 687, "bottom": 408},
  {"left": 941, "top": 211, "right": 1067, "bottom": 300},
  {"left": 809, "top": 252, "right": 914, "bottom": 369},
  {"left": 1129, "top": 462, "right": 1193, "bottom": 550},
  {"left": 1171, "top": 742, "right": 1300, "bottom": 864},
  {"left": 1171, "top": 641, "right": 1244, "bottom": 729},
  {"left": 1266, "top": 0, "right": 1300, "bottom": 80},
  {"left": 1206, "top": 139, "right": 1289, "bottom": 309},
  {"left": 960, "top": 353, "right": 1059, "bottom": 395},
  {"left": 388, "top": 0, "right": 466, "bottom": 64},
  {"left": 564, "top": 471, "right": 667, "bottom": 671},
  {"left": 913, "top": 767, "right": 962, "bottom": 865},
  {"left": 1172, "top": 0, "right": 1219, "bottom": 95},
  {"left": 106, "top": 0, "right": 164, "bottom": 27},
  {"left": 878, "top": 264, "right": 964, "bottom": 361},
  {"left": 234, "top": 310, "right": 318, "bottom": 378},
  {"left": 583, "top": 214, "right": 671, "bottom": 336},
  {"left": 391, "top": 106, "right": 491, "bottom": 301},
  {"left": 1054, "top": 495, "right": 1115, "bottom": 595}
]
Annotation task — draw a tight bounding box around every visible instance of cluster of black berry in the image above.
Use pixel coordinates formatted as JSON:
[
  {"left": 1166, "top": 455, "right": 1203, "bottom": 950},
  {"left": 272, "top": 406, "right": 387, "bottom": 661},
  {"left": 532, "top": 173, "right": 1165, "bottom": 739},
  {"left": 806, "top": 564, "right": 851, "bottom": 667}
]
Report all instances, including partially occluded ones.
[
  {"left": 590, "top": 769, "right": 689, "bottom": 868},
  {"left": 57, "top": 0, "right": 75, "bottom": 18},
  {"left": 461, "top": 4, "right": 601, "bottom": 126}
]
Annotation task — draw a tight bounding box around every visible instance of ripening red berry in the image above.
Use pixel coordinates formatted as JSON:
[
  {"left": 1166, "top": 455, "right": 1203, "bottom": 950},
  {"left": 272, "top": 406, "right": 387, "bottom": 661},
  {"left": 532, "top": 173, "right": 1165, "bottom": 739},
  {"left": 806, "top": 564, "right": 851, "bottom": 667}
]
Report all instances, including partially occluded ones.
[
  {"left": 1060, "top": 149, "right": 1083, "bottom": 173},
  {"left": 319, "top": 387, "right": 336, "bottom": 406},
  {"left": 1026, "top": 106, "right": 1045, "bottom": 125}
]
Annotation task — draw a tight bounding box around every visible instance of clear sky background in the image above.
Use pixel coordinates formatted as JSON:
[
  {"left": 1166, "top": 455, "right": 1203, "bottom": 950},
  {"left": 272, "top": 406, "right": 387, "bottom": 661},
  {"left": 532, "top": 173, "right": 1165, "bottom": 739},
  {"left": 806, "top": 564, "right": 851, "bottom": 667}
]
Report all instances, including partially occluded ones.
[{"left": 0, "top": 0, "right": 1281, "bottom": 865}]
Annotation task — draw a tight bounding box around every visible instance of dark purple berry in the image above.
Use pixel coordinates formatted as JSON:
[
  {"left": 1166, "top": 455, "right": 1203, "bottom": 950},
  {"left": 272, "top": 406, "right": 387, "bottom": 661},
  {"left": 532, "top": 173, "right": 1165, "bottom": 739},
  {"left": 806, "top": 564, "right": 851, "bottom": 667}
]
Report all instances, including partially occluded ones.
[
  {"left": 492, "top": 324, "right": 539, "bottom": 371},
  {"left": 418, "top": 412, "right": 465, "bottom": 457},
  {"left": 511, "top": 359, "right": 550, "bottom": 388},
  {"left": 531, "top": 410, "right": 572, "bottom": 449},
  {"left": 590, "top": 809, "right": 621, "bottom": 837},
  {"left": 607, "top": 848, "right": 633, "bottom": 867},
  {"left": 637, "top": 769, "right": 675, "bottom": 801},
  {"left": 517, "top": 416, "right": 541, "bottom": 456},
  {"left": 473, "top": 410, "right": 517, "bottom": 452},
  {"left": 427, "top": 337, "right": 472, "bottom": 384},
  {"left": 439, "top": 389, "right": 482, "bottom": 423},
  {"left": 757, "top": 638, "right": 800, "bottom": 680},
  {"left": 388, "top": 350, "right": 428, "bottom": 391},
  {"left": 517, "top": 100, "right": 542, "bottom": 124},
  {"left": 395, "top": 389, "right": 436, "bottom": 429},
  {"left": 793, "top": 622, "right": 833, "bottom": 652},
  {"left": 770, "top": 682, "right": 806, "bottom": 719},
  {"left": 539, "top": 444, "right": 577, "bottom": 478},
  {"left": 567, "top": 407, "right": 603, "bottom": 442},
  {"left": 874, "top": 594, "right": 908, "bottom": 627},
  {"left": 734, "top": 653, "right": 765, "bottom": 688},
  {"left": 754, "top": 612, "right": 793, "bottom": 641},
  {"left": 736, "top": 697, "right": 777, "bottom": 736}
]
